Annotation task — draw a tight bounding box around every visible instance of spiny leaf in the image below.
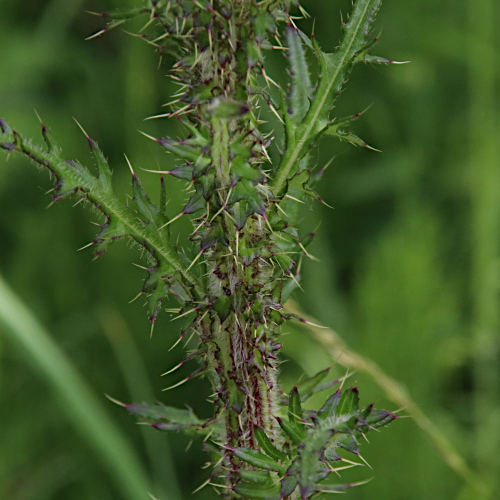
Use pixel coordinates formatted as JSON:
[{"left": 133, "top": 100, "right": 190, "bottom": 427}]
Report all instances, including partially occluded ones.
[
  {"left": 280, "top": 474, "right": 298, "bottom": 498},
  {"left": 272, "top": 0, "right": 382, "bottom": 195},
  {"left": 233, "top": 480, "right": 281, "bottom": 500},
  {"left": 0, "top": 121, "right": 200, "bottom": 290},
  {"left": 228, "top": 179, "right": 265, "bottom": 216},
  {"left": 276, "top": 417, "right": 306, "bottom": 446},
  {"left": 287, "top": 26, "right": 312, "bottom": 125},
  {"left": 232, "top": 447, "right": 287, "bottom": 474},
  {"left": 254, "top": 426, "right": 289, "bottom": 462},
  {"left": 288, "top": 386, "right": 304, "bottom": 426},
  {"left": 132, "top": 175, "right": 161, "bottom": 225},
  {"left": 94, "top": 217, "right": 127, "bottom": 255},
  {"left": 323, "top": 124, "right": 379, "bottom": 151},
  {"left": 238, "top": 469, "right": 273, "bottom": 485},
  {"left": 365, "top": 408, "right": 397, "bottom": 429},
  {"left": 318, "top": 389, "right": 342, "bottom": 420},
  {"left": 337, "top": 387, "right": 360, "bottom": 417},
  {"left": 183, "top": 185, "right": 206, "bottom": 214},
  {"left": 297, "top": 367, "right": 331, "bottom": 401},
  {"left": 157, "top": 136, "right": 211, "bottom": 167}
]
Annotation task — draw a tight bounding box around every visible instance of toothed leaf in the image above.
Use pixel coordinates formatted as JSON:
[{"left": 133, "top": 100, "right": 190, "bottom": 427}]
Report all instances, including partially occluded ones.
[
  {"left": 297, "top": 367, "right": 331, "bottom": 401},
  {"left": 124, "top": 403, "right": 203, "bottom": 427},
  {"left": 318, "top": 389, "right": 342, "bottom": 420},
  {"left": 254, "top": 426, "right": 289, "bottom": 462},
  {"left": 234, "top": 480, "right": 281, "bottom": 500},
  {"left": 287, "top": 26, "right": 312, "bottom": 125},
  {"left": 337, "top": 387, "right": 360, "bottom": 417},
  {"left": 288, "top": 386, "right": 304, "bottom": 426},
  {"left": 232, "top": 448, "right": 287, "bottom": 474}
]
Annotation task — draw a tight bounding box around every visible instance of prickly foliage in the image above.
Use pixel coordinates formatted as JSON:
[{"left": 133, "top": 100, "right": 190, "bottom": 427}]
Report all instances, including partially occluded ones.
[{"left": 0, "top": 0, "right": 398, "bottom": 497}]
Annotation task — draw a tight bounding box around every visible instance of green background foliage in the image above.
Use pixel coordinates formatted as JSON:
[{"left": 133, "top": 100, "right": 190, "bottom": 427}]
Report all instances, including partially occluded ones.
[{"left": 1, "top": 0, "right": 499, "bottom": 499}]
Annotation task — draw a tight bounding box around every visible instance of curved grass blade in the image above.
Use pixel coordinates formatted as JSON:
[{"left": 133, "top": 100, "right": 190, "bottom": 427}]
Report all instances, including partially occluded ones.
[{"left": 0, "top": 274, "right": 154, "bottom": 500}]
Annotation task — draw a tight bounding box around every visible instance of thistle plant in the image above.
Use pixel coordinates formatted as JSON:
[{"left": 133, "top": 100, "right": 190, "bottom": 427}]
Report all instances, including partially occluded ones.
[{"left": 0, "top": 0, "right": 399, "bottom": 498}]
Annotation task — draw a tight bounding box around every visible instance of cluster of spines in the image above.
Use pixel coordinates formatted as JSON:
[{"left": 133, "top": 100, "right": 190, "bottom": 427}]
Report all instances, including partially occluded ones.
[{"left": 0, "top": 0, "right": 401, "bottom": 497}]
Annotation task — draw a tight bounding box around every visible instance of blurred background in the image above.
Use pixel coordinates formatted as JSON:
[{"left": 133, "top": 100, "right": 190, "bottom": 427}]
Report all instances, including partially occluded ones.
[{"left": 1, "top": 0, "right": 499, "bottom": 499}]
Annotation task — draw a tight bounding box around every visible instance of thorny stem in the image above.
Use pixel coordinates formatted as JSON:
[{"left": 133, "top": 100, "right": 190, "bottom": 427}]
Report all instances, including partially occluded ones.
[{"left": 0, "top": 0, "right": 398, "bottom": 497}]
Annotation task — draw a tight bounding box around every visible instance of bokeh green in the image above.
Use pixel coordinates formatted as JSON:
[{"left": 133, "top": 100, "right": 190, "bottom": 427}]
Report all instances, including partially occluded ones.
[{"left": 1, "top": 0, "right": 499, "bottom": 499}]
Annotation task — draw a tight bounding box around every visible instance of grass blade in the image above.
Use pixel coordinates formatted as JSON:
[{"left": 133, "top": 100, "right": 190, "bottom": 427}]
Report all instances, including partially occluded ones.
[{"left": 0, "top": 274, "right": 153, "bottom": 500}]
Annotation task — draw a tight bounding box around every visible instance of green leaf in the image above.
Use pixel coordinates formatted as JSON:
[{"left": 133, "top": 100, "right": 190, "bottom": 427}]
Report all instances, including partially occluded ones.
[
  {"left": 297, "top": 367, "right": 331, "bottom": 401},
  {"left": 323, "top": 123, "right": 379, "bottom": 150},
  {"left": 213, "top": 295, "right": 232, "bottom": 323},
  {"left": 280, "top": 475, "right": 298, "bottom": 498},
  {"left": 365, "top": 408, "right": 397, "bottom": 429},
  {"left": 318, "top": 389, "right": 342, "bottom": 420},
  {"left": 0, "top": 121, "right": 200, "bottom": 291},
  {"left": 232, "top": 447, "right": 287, "bottom": 474},
  {"left": 288, "top": 386, "right": 304, "bottom": 426},
  {"left": 157, "top": 137, "right": 211, "bottom": 167},
  {"left": 183, "top": 185, "right": 206, "bottom": 214},
  {"left": 86, "top": 136, "right": 113, "bottom": 192},
  {"left": 254, "top": 426, "right": 289, "bottom": 462},
  {"left": 279, "top": 170, "right": 310, "bottom": 225},
  {"left": 124, "top": 403, "right": 202, "bottom": 425},
  {"left": 234, "top": 480, "right": 281, "bottom": 500},
  {"left": 238, "top": 470, "right": 273, "bottom": 485},
  {"left": 228, "top": 179, "right": 265, "bottom": 216},
  {"left": 272, "top": 0, "right": 382, "bottom": 195},
  {"left": 230, "top": 157, "right": 265, "bottom": 184},
  {"left": 276, "top": 417, "right": 306, "bottom": 446},
  {"left": 208, "top": 96, "right": 249, "bottom": 119},
  {"left": 337, "top": 387, "right": 360, "bottom": 417},
  {"left": 287, "top": 26, "right": 312, "bottom": 125},
  {"left": 132, "top": 175, "right": 160, "bottom": 225}
]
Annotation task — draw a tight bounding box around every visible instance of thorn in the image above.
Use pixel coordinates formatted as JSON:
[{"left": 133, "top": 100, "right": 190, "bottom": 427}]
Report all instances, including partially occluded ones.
[
  {"left": 159, "top": 211, "right": 184, "bottom": 230},
  {"left": 290, "top": 312, "right": 328, "bottom": 328},
  {"left": 85, "top": 29, "right": 107, "bottom": 40},
  {"left": 267, "top": 102, "right": 284, "bottom": 124},
  {"left": 104, "top": 393, "right": 126, "bottom": 406},
  {"left": 186, "top": 249, "right": 204, "bottom": 272},
  {"left": 171, "top": 306, "right": 199, "bottom": 321},
  {"left": 161, "top": 360, "right": 185, "bottom": 376},
  {"left": 363, "top": 142, "right": 382, "bottom": 152},
  {"left": 150, "top": 319, "right": 155, "bottom": 339},
  {"left": 77, "top": 241, "right": 95, "bottom": 252},
  {"left": 34, "top": 109, "right": 44, "bottom": 127},
  {"left": 297, "top": 239, "right": 319, "bottom": 261},
  {"left": 132, "top": 263, "right": 148, "bottom": 270},
  {"left": 142, "top": 168, "right": 172, "bottom": 175},
  {"left": 72, "top": 197, "right": 86, "bottom": 208},
  {"left": 124, "top": 154, "right": 135, "bottom": 176},
  {"left": 169, "top": 331, "right": 186, "bottom": 351},
  {"left": 208, "top": 483, "right": 232, "bottom": 490},
  {"left": 138, "top": 130, "right": 160, "bottom": 142},
  {"left": 357, "top": 452, "right": 373, "bottom": 470},
  {"left": 144, "top": 112, "right": 171, "bottom": 120},
  {"left": 128, "top": 290, "right": 143, "bottom": 304},
  {"left": 192, "top": 477, "right": 212, "bottom": 494},
  {"left": 284, "top": 194, "right": 304, "bottom": 204},
  {"left": 316, "top": 196, "right": 335, "bottom": 210},
  {"left": 287, "top": 270, "right": 304, "bottom": 292},
  {"left": 73, "top": 117, "right": 90, "bottom": 139},
  {"left": 161, "top": 376, "right": 190, "bottom": 391}
]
